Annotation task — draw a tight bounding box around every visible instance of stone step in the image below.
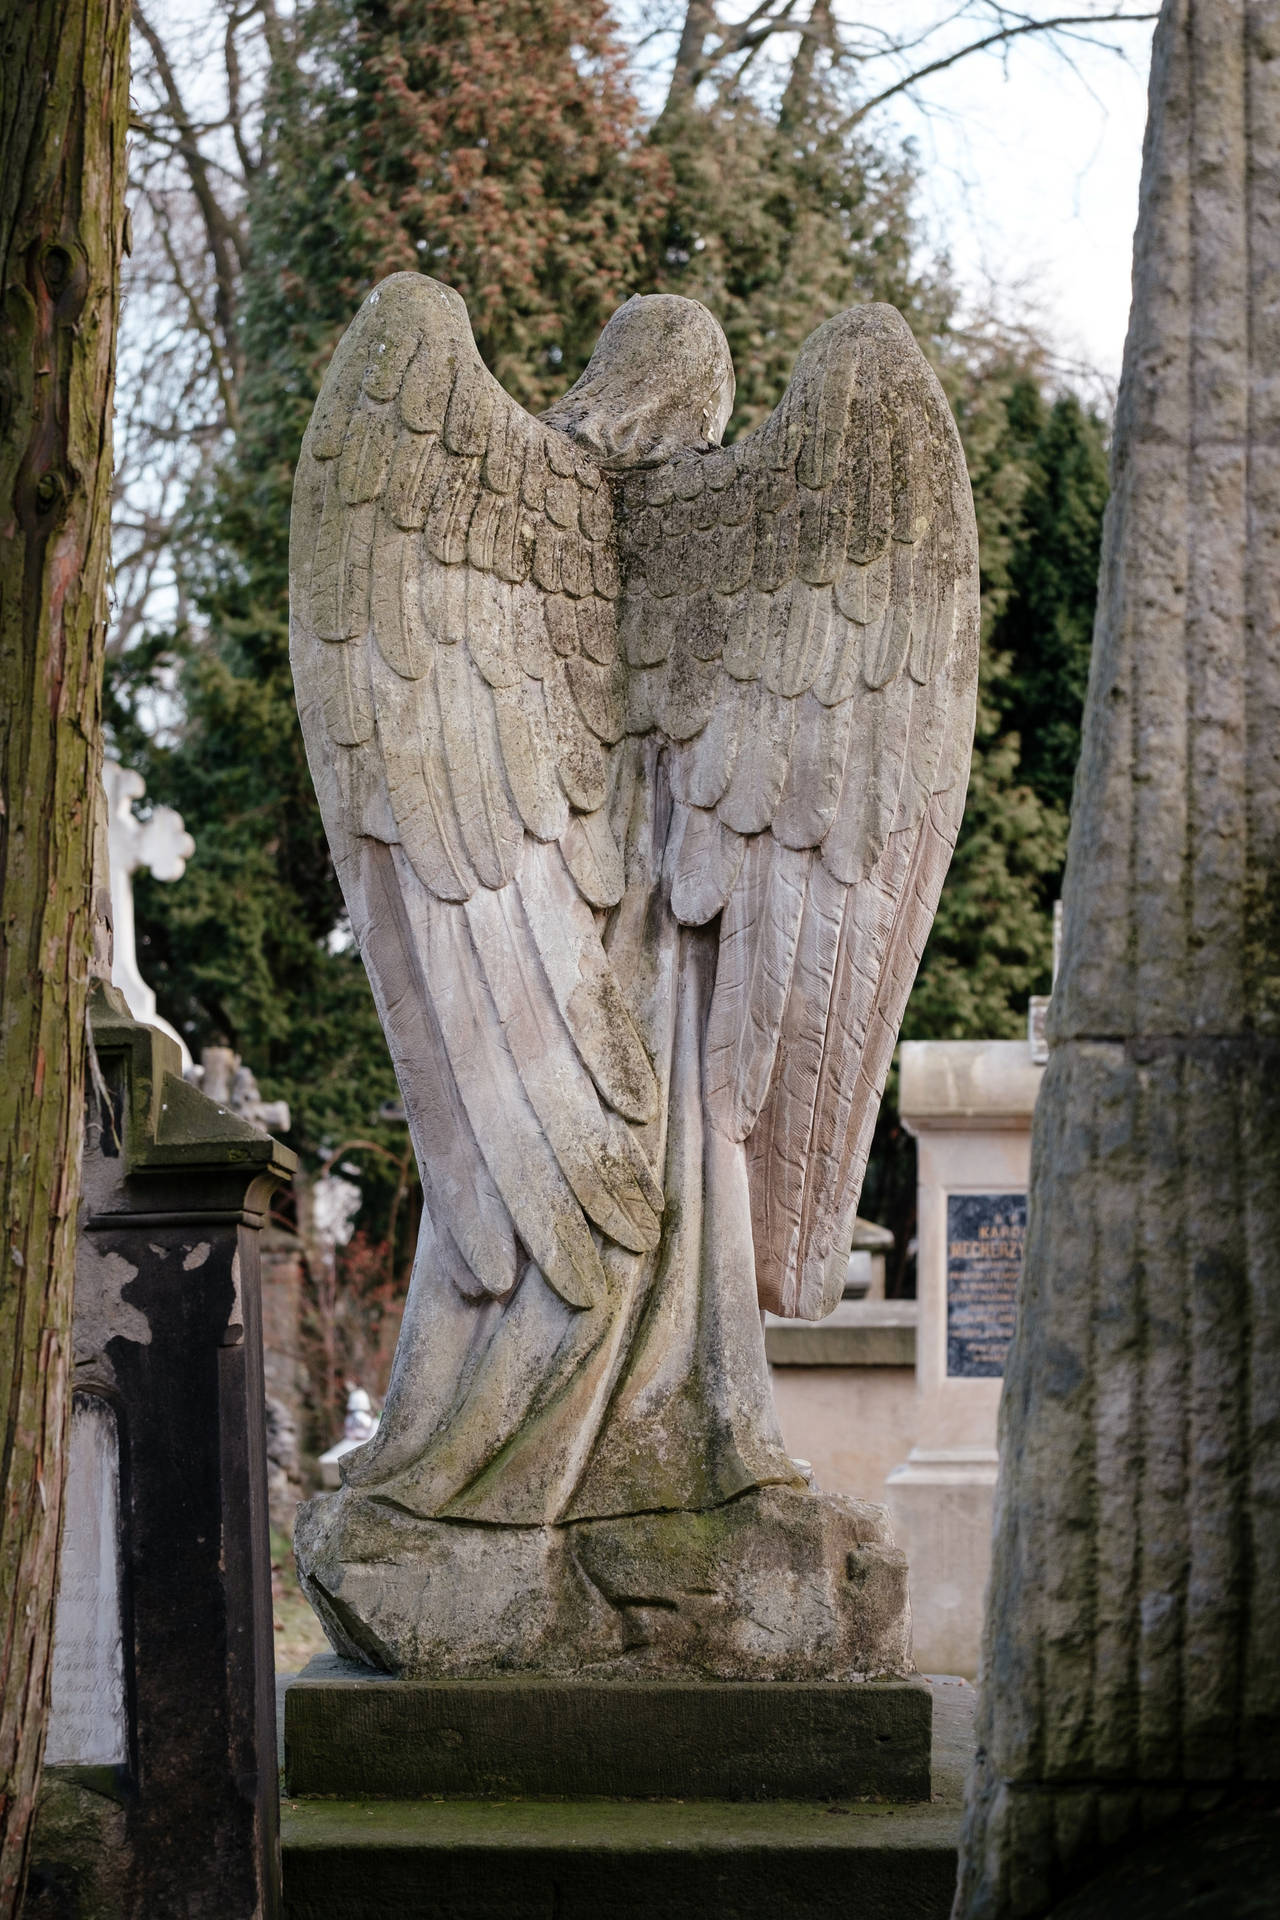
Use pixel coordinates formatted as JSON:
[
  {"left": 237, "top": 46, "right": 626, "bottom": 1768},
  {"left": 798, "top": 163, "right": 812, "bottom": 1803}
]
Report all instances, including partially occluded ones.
[
  {"left": 283, "top": 1656, "right": 932, "bottom": 1802},
  {"left": 281, "top": 1793, "right": 962, "bottom": 1919}
]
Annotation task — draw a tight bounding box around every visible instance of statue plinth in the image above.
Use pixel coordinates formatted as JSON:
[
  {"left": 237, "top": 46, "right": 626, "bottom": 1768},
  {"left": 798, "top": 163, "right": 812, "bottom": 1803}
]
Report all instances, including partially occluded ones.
[
  {"left": 296, "top": 1482, "right": 911, "bottom": 1682},
  {"left": 284, "top": 1651, "right": 932, "bottom": 1802}
]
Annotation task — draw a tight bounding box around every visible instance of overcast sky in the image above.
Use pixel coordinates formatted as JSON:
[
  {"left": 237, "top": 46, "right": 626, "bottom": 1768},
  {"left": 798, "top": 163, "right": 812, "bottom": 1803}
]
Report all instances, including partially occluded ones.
[{"left": 877, "top": 8, "right": 1157, "bottom": 387}]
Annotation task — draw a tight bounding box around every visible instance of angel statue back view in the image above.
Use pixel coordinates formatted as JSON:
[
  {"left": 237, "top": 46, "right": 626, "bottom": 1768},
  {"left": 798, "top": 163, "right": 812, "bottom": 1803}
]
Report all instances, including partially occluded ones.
[{"left": 291, "top": 274, "right": 978, "bottom": 1679}]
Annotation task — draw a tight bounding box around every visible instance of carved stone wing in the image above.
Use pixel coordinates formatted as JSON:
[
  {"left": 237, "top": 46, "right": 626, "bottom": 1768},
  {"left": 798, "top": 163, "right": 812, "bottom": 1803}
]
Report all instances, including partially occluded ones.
[
  {"left": 617, "top": 305, "right": 980, "bottom": 1319},
  {"left": 290, "top": 273, "right": 661, "bottom": 1312}
]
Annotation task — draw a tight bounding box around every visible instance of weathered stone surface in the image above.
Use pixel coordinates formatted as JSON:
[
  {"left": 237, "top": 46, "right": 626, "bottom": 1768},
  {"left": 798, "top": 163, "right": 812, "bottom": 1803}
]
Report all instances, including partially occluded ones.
[
  {"left": 289, "top": 271, "right": 979, "bottom": 1674},
  {"left": 1045, "top": 1804, "right": 1280, "bottom": 1920},
  {"left": 23, "top": 1775, "right": 130, "bottom": 1920},
  {"left": 954, "top": 4, "right": 1280, "bottom": 1914},
  {"left": 278, "top": 1679, "right": 978, "bottom": 1920},
  {"left": 283, "top": 1655, "right": 932, "bottom": 1800},
  {"left": 296, "top": 1484, "right": 911, "bottom": 1681},
  {"left": 281, "top": 1795, "right": 962, "bottom": 1920}
]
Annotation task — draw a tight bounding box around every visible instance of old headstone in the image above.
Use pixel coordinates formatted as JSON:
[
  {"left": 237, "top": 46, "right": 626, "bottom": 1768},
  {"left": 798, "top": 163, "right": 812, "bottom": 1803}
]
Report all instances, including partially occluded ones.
[
  {"left": 885, "top": 1038, "right": 1042, "bottom": 1677},
  {"left": 44, "top": 1395, "right": 129, "bottom": 1773},
  {"left": 287, "top": 273, "right": 980, "bottom": 1691},
  {"left": 27, "top": 986, "right": 295, "bottom": 1919},
  {"left": 954, "top": 2, "right": 1280, "bottom": 1912}
]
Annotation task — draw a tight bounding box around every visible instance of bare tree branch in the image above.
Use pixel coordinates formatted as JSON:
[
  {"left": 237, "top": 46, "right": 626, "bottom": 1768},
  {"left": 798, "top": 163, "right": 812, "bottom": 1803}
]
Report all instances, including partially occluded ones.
[
  {"left": 660, "top": 1, "right": 1157, "bottom": 109},
  {"left": 847, "top": 12, "right": 1159, "bottom": 123},
  {"left": 133, "top": 2, "right": 247, "bottom": 380}
]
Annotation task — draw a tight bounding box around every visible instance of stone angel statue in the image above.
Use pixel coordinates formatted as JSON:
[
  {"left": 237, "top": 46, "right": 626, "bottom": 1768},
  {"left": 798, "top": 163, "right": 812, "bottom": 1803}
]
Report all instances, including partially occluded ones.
[{"left": 291, "top": 275, "right": 978, "bottom": 1677}]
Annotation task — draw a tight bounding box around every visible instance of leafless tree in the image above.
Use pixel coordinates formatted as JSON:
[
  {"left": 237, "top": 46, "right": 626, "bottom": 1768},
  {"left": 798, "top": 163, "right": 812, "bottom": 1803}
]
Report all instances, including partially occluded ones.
[
  {"left": 645, "top": 1, "right": 1157, "bottom": 115},
  {"left": 111, "top": 2, "right": 294, "bottom": 660}
]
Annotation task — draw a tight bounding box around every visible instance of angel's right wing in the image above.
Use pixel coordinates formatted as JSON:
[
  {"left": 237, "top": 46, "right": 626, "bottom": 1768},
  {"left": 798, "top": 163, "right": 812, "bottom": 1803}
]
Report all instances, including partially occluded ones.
[
  {"left": 617, "top": 304, "right": 980, "bottom": 1320},
  {"left": 290, "top": 274, "right": 661, "bottom": 1314}
]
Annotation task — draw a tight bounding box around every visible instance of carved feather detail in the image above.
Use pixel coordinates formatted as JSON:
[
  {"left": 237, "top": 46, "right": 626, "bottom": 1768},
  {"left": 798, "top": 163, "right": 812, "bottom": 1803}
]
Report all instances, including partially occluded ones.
[
  {"left": 410, "top": 875, "right": 607, "bottom": 1311},
  {"left": 745, "top": 858, "right": 848, "bottom": 1312},
  {"left": 358, "top": 839, "right": 517, "bottom": 1300},
  {"left": 463, "top": 882, "right": 662, "bottom": 1255},
  {"left": 666, "top": 803, "right": 747, "bottom": 926},
  {"left": 491, "top": 678, "right": 568, "bottom": 843},
  {"left": 561, "top": 806, "right": 626, "bottom": 910},
  {"left": 705, "top": 837, "right": 812, "bottom": 1141},
  {"left": 433, "top": 647, "right": 522, "bottom": 890},
  {"left": 516, "top": 839, "right": 656, "bottom": 1122}
]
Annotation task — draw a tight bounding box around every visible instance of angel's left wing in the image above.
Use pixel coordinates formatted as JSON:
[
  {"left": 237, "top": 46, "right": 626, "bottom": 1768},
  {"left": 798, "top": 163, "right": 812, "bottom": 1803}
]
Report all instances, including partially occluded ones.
[
  {"left": 290, "top": 273, "right": 660, "bottom": 1316},
  {"left": 618, "top": 304, "right": 980, "bottom": 1320}
]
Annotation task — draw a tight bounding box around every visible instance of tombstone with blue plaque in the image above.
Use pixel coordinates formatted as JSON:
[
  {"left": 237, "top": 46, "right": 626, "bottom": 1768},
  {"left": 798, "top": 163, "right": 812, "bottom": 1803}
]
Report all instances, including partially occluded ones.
[{"left": 945, "top": 1192, "right": 1026, "bottom": 1379}]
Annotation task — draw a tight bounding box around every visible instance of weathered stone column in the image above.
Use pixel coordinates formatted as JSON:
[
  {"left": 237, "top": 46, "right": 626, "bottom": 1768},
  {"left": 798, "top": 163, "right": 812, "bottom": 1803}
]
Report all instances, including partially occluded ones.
[{"left": 954, "top": 2, "right": 1280, "bottom": 1913}]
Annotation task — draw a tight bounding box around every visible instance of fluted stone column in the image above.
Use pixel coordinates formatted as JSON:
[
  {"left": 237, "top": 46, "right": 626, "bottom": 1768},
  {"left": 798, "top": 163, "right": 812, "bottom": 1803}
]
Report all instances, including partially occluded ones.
[{"left": 954, "top": 3, "right": 1280, "bottom": 1913}]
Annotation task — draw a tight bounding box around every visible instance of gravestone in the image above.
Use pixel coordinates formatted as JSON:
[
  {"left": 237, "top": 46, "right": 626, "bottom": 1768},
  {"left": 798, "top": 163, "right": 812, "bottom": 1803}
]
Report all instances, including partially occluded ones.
[
  {"left": 44, "top": 1396, "right": 129, "bottom": 1773},
  {"left": 885, "top": 1039, "right": 1042, "bottom": 1677},
  {"left": 25, "top": 986, "right": 295, "bottom": 1920},
  {"left": 954, "top": 2, "right": 1280, "bottom": 1913},
  {"left": 944, "top": 1190, "right": 1026, "bottom": 1379}
]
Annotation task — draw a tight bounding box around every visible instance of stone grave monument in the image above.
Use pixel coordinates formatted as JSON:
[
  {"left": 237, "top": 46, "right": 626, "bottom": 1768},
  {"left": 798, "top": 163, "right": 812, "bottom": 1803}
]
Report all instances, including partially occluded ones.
[
  {"left": 27, "top": 987, "right": 295, "bottom": 1918},
  {"left": 886, "top": 1036, "right": 1043, "bottom": 1676},
  {"left": 283, "top": 271, "right": 980, "bottom": 1909},
  {"left": 955, "top": 1, "right": 1280, "bottom": 1913}
]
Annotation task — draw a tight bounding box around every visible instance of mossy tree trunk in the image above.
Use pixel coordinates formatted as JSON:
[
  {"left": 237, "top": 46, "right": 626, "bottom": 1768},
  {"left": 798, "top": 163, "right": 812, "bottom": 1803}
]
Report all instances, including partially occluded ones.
[{"left": 0, "top": 2, "right": 129, "bottom": 1910}]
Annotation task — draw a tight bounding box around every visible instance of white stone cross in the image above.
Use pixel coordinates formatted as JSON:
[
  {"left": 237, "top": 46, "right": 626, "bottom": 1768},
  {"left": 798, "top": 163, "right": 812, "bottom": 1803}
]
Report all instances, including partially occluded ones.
[{"left": 103, "top": 759, "right": 195, "bottom": 1068}]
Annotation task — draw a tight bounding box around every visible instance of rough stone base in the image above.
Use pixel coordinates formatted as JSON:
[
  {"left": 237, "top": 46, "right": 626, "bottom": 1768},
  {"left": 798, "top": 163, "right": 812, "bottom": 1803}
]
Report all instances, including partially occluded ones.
[{"left": 295, "top": 1483, "right": 913, "bottom": 1681}]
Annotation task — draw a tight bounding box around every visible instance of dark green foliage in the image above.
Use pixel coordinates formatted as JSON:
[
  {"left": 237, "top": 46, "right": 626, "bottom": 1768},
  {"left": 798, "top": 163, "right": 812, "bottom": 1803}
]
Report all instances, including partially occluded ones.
[
  {"left": 912, "top": 368, "right": 1107, "bottom": 1042},
  {"left": 991, "top": 388, "right": 1110, "bottom": 816},
  {"left": 651, "top": 69, "right": 947, "bottom": 436}
]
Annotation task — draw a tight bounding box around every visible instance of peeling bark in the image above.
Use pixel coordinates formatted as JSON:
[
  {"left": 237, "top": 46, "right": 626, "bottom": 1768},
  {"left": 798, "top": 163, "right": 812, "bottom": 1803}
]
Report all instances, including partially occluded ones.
[{"left": 0, "top": 2, "right": 129, "bottom": 1911}]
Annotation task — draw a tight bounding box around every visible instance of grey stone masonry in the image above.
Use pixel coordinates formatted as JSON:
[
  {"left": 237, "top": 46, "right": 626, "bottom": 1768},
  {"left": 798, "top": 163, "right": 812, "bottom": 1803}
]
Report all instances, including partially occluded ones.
[{"left": 954, "top": 3, "right": 1280, "bottom": 1915}]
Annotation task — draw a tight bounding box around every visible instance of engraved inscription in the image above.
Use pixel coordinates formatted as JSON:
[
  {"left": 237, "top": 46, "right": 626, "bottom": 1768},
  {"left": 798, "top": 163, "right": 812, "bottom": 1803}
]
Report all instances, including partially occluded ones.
[
  {"left": 946, "top": 1192, "right": 1026, "bottom": 1379},
  {"left": 45, "top": 1393, "right": 129, "bottom": 1768}
]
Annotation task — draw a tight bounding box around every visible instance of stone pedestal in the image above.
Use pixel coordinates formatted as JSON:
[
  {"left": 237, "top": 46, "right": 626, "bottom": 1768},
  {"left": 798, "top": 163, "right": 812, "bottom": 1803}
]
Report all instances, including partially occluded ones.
[
  {"left": 284, "top": 1655, "right": 932, "bottom": 1800},
  {"left": 885, "top": 1040, "right": 1042, "bottom": 1675},
  {"left": 277, "top": 1660, "right": 968, "bottom": 1918},
  {"left": 767, "top": 1301, "right": 918, "bottom": 1506}
]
